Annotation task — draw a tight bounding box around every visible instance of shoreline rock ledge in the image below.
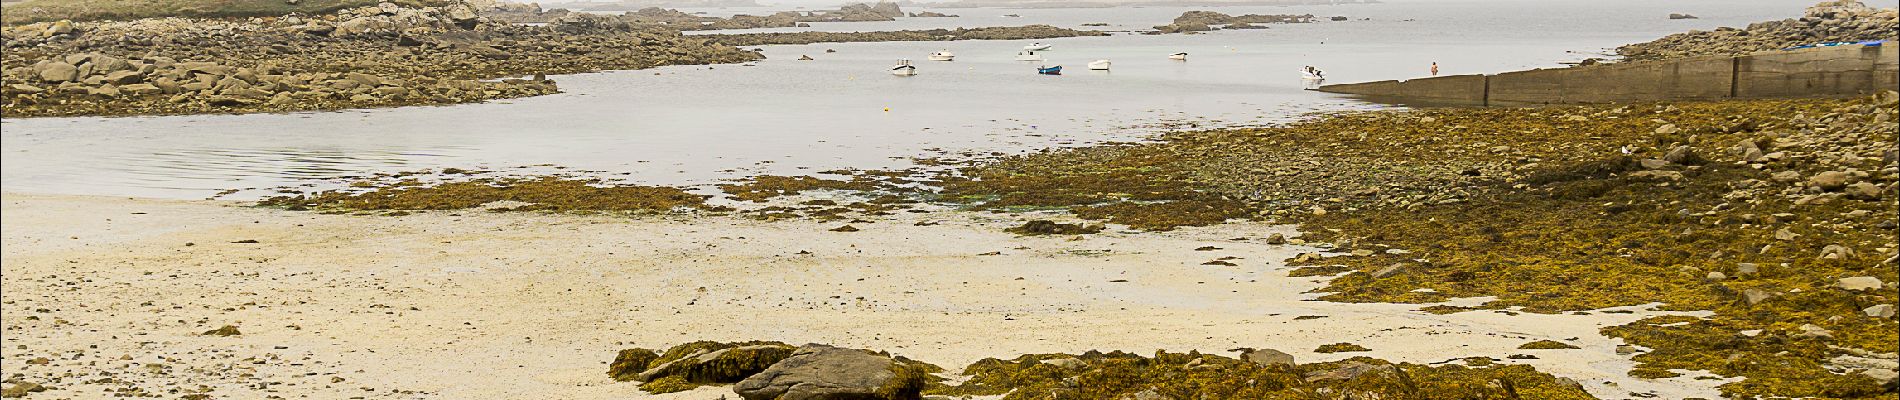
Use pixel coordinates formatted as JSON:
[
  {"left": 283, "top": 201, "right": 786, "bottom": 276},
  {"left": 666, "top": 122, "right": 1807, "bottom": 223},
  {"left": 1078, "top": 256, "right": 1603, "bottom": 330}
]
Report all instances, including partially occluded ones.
[{"left": 733, "top": 344, "right": 927, "bottom": 400}]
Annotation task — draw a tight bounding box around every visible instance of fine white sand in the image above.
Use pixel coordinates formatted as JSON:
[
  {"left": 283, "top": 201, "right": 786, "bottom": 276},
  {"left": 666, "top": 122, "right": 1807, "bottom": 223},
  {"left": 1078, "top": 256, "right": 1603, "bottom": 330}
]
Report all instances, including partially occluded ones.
[{"left": 1, "top": 193, "right": 1725, "bottom": 399}]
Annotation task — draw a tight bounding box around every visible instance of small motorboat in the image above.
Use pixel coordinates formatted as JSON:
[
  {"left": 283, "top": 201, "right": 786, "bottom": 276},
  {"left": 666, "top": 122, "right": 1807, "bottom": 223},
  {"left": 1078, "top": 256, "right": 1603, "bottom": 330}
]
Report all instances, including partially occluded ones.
[
  {"left": 1023, "top": 42, "right": 1053, "bottom": 51},
  {"left": 891, "top": 59, "right": 917, "bottom": 76},
  {"left": 1169, "top": 52, "right": 1188, "bottom": 61},
  {"left": 928, "top": 50, "right": 955, "bottom": 61},
  {"left": 1015, "top": 51, "right": 1044, "bottom": 61},
  {"left": 1037, "top": 65, "right": 1063, "bottom": 75},
  {"left": 741, "top": 61, "right": 758, "bottom": 67},
  {"left": 1087, "top": 59, "right": 1111, "bottom": 70}
]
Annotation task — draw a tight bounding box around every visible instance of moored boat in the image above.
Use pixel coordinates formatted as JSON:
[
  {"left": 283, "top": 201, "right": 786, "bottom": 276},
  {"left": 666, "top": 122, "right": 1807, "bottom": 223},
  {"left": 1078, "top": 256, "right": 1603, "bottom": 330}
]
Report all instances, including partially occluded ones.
[
  {"left": 1024, "top": 42, "right": 1053, "bottom": 51},
  {"left": 891, "top": 59, "right": 917, "bottom": 76},
  {"left": 928, "top": 50, "right": 955, "bottom": 61},
  {"left": 1037, "top": 65, "right": 1063, "bottom": 75},
  {"left": 1169, "top": 52, "right": 1188, "bottom": 61},
  {"left": 1087, "top": 59, "right": 1111, "bottom": 70}
]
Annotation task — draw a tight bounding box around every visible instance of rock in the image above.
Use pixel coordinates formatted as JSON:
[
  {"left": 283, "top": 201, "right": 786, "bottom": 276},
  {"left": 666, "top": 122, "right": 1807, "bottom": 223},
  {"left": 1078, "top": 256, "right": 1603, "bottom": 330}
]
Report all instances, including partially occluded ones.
[
  {"left": 1865, "top": 304, "right": 1896, "bottom": 319},
  {"left": 202, "top": 325, "right": 241, "bottom": 336},
  {"left": 1821, "top": 245, "right": 1856, "bottom": 260},
  {"left": 1303, "top": 361, "right": 1393, "bottom": 382},
  {"left": 798, "top": 55, "right": 815, "bottom": 60},
  {"left": 102, "top": 70, "right": 143, "bottom": 85},
  {"left": 1007, "top": 220, "right": 1103, "bottom": 235},
  {"left": 1732, "top": 139, "right": 1764, "bottom": 162},
  {"left": 35, "top": 61, "right": 79, "bottom": 82},
  {"left": 1661, "top": 145, "right": 1701, "bottom": 165},
  {"left": 607, "top": 348, "right": 660, "bottom": 381},
  {"left": 1628, "top": 170, "right": 1683, "bottom": 181},
  {"left": 1705, "top": 271, "right": 1727, "bottom": 281},
  {"left": 1, "top": 382, "right": 46, "bottom": 398},
  {"left": 1654, "top": 124, "right": 1680, "bottom": 135},
  {"left": 639, "top": 344, "right": 795, "bottom": 383},
  {"left": 1844, "top": 182, "right": 1882, "bottom": 200},
  {"left": 1796, "top": 323, "right": 1833, "bottom": 339},
  {"left": 1809, "top": 171, "right": 1852, "bottom": 191},
  {"left": 45, "top": 20, "right": 74, "bottom": 36},
  {"left": 1742, "top": 288, "right": 1775, "bottom": 305},
  {"left": 1774, "top": 228, "right": 1799, "bottom": 241},
  {"left": 733, "top": 344, "right": 925, "bottom": 400},
  {"left": 1041, "top": 357, "right": 1085, "bottom": 369},
  {"left": 1263, "top": 233, "right": 1286, "bottom": 245},
  {"left": 1838, "top": 276, "right": 1883, "bottom": 291},
  {"left": 1372, "top": 263, "right": 1407, "bottom": 278},
  {"left": 1639, "top": 159, "right": 1671, "bottom": 170},
  {"left": 1771, "top": 171, "right": 1802, "bottom": 182},
  {"left": 1736, "top": 263, "right": 1759, "bottom": 276},
  {"left": 1239, "top": 348, "right": 1294, "bottom": 366},
  {"left": 1669, "top": 13, "right": 1699, "bottom": 19}
]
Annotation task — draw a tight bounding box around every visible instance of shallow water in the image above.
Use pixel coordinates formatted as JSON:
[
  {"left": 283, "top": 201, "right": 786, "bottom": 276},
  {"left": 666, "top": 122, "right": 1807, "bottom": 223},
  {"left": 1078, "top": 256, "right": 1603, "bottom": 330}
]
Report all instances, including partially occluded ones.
[{"left": 0, "top": 0, "right": 1854, "bottom": 199}]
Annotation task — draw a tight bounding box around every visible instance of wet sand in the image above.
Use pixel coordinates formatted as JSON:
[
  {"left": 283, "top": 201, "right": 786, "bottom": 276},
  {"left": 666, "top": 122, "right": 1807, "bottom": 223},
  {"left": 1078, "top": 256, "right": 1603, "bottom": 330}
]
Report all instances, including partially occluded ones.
[{"left": 1, "top": 193, "right": 1723, "bottom": 399}]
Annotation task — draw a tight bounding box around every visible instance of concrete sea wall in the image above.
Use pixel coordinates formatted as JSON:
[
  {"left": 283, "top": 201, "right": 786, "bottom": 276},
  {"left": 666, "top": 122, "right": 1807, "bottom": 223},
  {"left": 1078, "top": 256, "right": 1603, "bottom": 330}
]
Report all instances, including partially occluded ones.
[{"left": 1318, "top": 43, "right": 1899, "bottom": 106}]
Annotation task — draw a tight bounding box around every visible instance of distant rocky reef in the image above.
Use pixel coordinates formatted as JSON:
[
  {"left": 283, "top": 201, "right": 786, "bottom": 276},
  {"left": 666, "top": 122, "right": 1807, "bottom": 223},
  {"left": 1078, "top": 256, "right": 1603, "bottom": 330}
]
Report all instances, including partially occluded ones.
[{"left": 1151, "top": 10, "right": 1314, "bottom": 34}]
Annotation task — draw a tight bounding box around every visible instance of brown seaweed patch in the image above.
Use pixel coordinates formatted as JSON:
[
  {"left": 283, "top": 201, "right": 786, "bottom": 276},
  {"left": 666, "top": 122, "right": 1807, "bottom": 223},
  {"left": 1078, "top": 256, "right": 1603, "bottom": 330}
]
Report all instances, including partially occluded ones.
[
  {"left": 933, "top": 350, "right": 1594, "bottom": 399},
  {"left": 1517, "top": 340, "right": 1580, "bottom": 350},
  {"left": 1314, "top": 343, "right": 1371, "bottom": 353},
  {"left": 260, "top": 177, "right": 705, "bottom": 212},
  {"left": 719, "top": 175, "right": 885, "bottom": 202}
]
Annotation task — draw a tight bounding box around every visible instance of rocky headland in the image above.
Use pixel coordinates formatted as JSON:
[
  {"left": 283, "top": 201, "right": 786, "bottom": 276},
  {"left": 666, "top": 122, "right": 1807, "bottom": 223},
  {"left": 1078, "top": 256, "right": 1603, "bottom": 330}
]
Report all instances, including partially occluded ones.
[
  {"left": 0, "top": 0, "right": 761, "bottom": 117},
  {"left": 1618, "top": 0, "right": 1897, "bottom": 61}
]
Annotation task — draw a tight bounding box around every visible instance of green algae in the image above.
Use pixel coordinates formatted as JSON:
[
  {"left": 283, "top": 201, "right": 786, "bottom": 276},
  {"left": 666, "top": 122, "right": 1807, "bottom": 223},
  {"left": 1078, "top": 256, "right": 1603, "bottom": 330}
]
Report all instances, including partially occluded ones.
[
  {"left": 637, "top": 375, "right": 701, "bottom": 394},
  {"left": 260, "top": 177, "right": 706, "bottom": 212}
]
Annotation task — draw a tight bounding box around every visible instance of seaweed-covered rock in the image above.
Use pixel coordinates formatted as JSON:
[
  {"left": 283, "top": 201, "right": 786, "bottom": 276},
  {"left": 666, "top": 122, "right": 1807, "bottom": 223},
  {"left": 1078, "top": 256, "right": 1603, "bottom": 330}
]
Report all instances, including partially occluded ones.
[
  {"left": 733, "top": 344, "right": 926, "bottom": 400},
  {"left": 638, "top": 342, "right": 796, "bottom": 384},
  {"left": 608, "top": 348, "right": 661, "bottom": 381}
]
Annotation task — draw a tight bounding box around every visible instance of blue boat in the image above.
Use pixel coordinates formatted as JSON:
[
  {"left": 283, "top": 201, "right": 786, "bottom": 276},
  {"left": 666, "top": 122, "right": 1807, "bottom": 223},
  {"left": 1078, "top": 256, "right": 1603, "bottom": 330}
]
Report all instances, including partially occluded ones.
[{"left": 1037, "top": 65, "right": 1063, "bottom": 75}]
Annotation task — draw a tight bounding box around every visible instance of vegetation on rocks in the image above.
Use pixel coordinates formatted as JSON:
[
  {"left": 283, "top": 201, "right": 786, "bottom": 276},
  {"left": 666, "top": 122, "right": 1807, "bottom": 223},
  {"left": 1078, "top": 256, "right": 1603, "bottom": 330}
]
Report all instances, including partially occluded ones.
[
  {"left": 0, "top": 0, "right": 448, "bottom": 25},
  {"left": 1617, "top": 0, "right": 1897, "bottom": 61},
  {"left": 2, "top": 0, "right": 760, "bottom": 117},
  {"left": 1152, "top": 10, "right": 1312, "bottom": 33},
  {"left": 258, "top": 176, "right": 708, "bottom": 212},
  {"left": 700, "top": 25, "right": 1105, "bottom": 46},
  {"left": 938, "top": 350, "right": 1594, "bottom": 399}
]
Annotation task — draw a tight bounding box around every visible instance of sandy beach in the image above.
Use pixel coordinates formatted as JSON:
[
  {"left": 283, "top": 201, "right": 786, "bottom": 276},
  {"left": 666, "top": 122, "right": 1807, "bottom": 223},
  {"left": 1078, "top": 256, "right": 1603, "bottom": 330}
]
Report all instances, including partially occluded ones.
[{"left": 2, "top": 193, "right": 1724, "bottom": 399}]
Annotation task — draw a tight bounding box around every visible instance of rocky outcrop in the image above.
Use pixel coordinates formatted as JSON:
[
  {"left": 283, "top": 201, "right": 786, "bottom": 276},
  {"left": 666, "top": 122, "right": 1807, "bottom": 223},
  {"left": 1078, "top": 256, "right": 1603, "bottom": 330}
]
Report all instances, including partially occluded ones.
[
  {"left": 1619, "top": 0, "right": 1898, "bottom": 61},
  {"left": 733, "top": 344, "right": 927, "bottom": 400},
  {"left": 1, "top": 0, "right": 760, "bottom": 117},
  {"left": 1152, "top": 11, "right": 1312, "bottom": 33},
  {"left": 700, "top": 25, "right": 1106, "bottom": 46}
]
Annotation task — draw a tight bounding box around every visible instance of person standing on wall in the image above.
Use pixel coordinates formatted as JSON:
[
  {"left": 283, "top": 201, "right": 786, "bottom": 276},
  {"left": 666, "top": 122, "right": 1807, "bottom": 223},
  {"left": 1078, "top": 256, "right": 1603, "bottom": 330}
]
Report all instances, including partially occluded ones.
[{"left": 1430, "top": 62, "right": 1439, "bottom": 76}]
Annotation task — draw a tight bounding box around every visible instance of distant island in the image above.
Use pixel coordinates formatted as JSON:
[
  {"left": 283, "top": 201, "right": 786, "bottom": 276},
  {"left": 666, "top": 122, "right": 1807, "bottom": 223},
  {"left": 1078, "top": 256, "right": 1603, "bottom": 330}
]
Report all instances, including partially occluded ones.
[
  {"left": 897, "top": 0, "right": 1378, "bottom": 8},
  {"left": 541, "top": 0, "right": 762, "bottom": 11}
]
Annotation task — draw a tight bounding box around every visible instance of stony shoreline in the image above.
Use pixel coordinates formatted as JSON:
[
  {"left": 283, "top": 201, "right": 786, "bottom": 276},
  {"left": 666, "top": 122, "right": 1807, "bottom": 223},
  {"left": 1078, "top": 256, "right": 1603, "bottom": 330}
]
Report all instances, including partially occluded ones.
[{"left": 247, "top": 94, "right": 1900, "bottom": 399}]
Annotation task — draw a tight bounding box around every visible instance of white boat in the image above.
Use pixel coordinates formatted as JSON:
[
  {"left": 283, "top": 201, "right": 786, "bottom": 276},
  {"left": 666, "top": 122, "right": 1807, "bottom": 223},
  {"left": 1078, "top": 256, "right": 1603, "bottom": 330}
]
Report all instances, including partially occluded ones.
[
  {"left": 891, "top": 59, "right": 917, "bottom": 76},
  {"left": 928, "top": 50, "right": 955, "bottom": 61},
  {"left": 1087, "top": 59, "right": 1111, "bottom": 70},
  {"left": 1168, "top": 52, "right": 1187, "bottom": 61},
  {"left": 741, "top": 61, "right": 758, "bottom": 66},
  {"left": 1301, "top": 70, "right": 1325, "bottom": 89},
  {"left": 1015, "top": 51, "right": 1044, "bottom": 61},
  {"left": 1023, "top": 42, "right": 1053, "bottom": 51}
]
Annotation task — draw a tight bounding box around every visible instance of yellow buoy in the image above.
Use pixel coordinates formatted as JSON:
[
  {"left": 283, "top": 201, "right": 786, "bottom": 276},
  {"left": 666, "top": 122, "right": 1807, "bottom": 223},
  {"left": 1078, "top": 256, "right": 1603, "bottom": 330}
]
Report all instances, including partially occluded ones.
[{"left": 883, "top": 107, "right": 890, "bottom": 112}]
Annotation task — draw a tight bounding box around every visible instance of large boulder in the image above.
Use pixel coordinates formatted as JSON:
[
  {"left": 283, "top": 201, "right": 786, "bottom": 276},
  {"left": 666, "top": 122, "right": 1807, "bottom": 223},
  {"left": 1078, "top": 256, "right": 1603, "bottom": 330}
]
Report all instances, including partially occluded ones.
[
  {"left": 733, "top": 344, "right": 926, "bottom": 400},
  {"left": 35, "top": 61, "right": 79, "bottom": 82}
]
